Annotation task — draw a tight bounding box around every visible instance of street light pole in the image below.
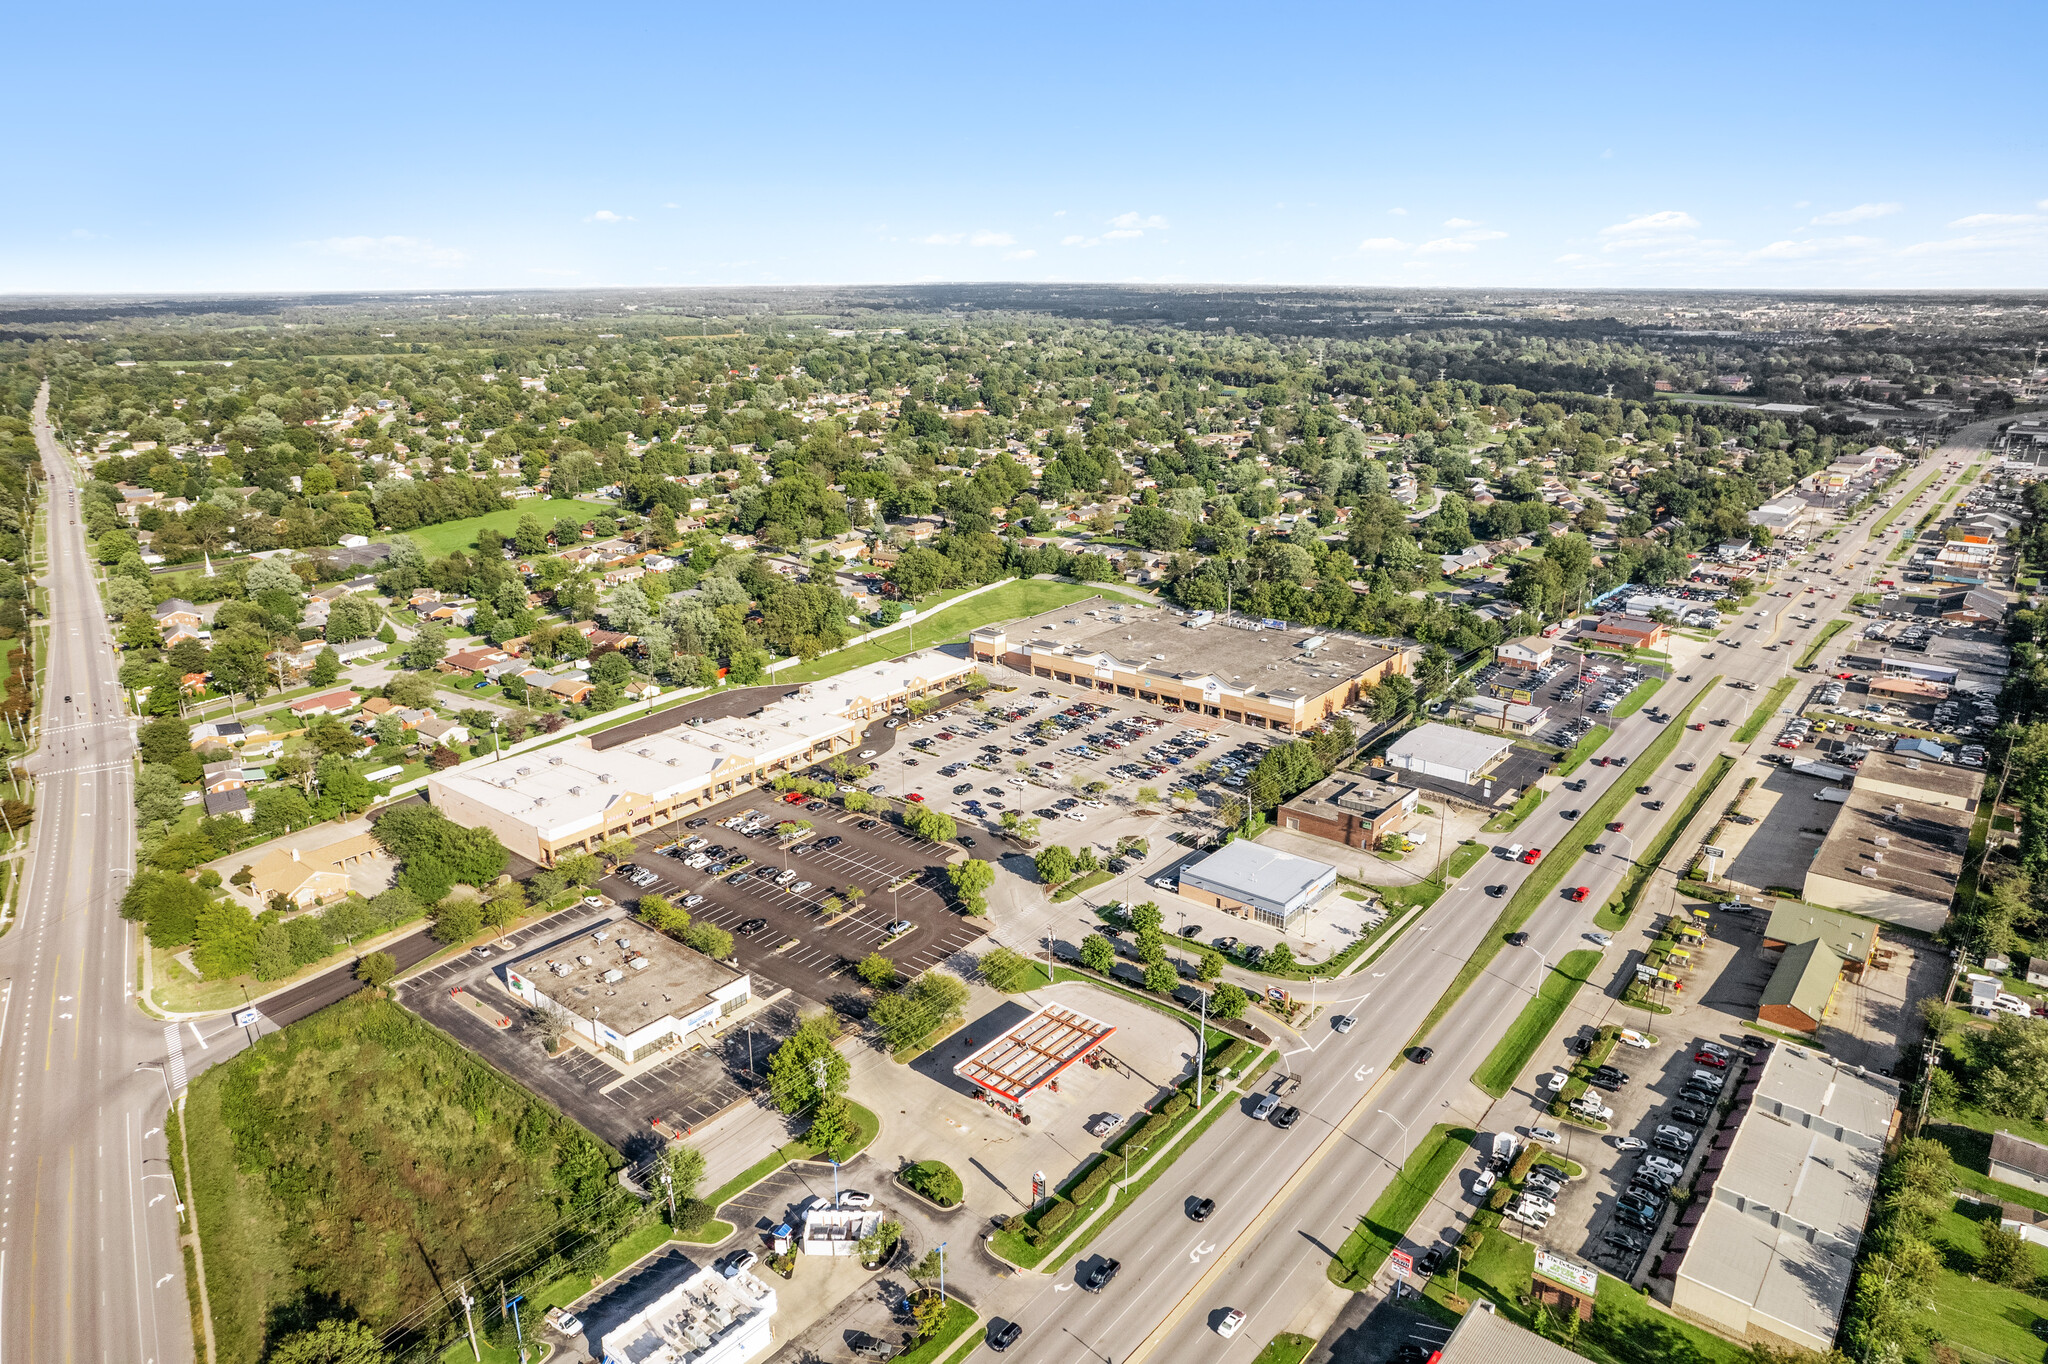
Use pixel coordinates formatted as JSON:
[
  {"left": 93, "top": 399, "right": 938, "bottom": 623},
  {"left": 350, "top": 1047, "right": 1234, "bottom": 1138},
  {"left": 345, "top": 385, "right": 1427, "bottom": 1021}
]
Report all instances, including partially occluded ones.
[
  {"left": 1376, "top": 1109, "right": 1411, "bottom": 1169},
  {"left": 137, "top": 1059, "right": 174, "bottom": 1108}
]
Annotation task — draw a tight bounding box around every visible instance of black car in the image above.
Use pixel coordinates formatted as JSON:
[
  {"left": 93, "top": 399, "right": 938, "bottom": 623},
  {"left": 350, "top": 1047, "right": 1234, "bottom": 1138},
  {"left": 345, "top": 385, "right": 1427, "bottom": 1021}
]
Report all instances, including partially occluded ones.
[
  {"left": 685, "top": 818, "right": 710, "bottom": 829},
  {"left": 1415, "top": 1246, "right": 1445, "bottom": 1277},
  {"left": 953, "top": 783, "right": 974, "bottom": 795},
  {"left": 736, "top": 917, "right": 769, "bottom": 935},
  {"left": 1189, "top": 1197, "right": 1215, "bottom": 1221},
  {"left": 858, "top": 819, "right": 879, "bottom": 830},
  {"left": 1679, "top": 1087, "right": 1718, "bottom": 1107},
  {"left": 1506, "top": 931, "right": 1530, "bottom": 946},
  {"left": 1411, "top": 1046, "right": 1435, "bottom": 1064},
  {"left": 1566, "top": 1036, "right": 1593, "bottom": 1056},
  {"left": 1272, "top": 1105, "right": 1301, "bottom": 1129},
  {"left": 1671, "top": 1104, "right": 1710, "bottom": 1126},
  {"left": 988, "top": 1321, "right": 1022, "bottom": 1352},
  {"left": 958, "top": 835, "right": 976, "bottom": 848},
  {"left": 1487, "top": 884, "right": 1506, "bottom": 898},
  {"left": 1082, "top": 1257, "right": 1120, "bottom": 1293},
  {"left": 1592, "top": 1065, "right": 1630, "bottom": 1084},
  {"left": 820, "top": 836, "right": 842, "bottom": 849},
  {"left": 1106, "top": 857, "right": 1128, "bottom": 873}
]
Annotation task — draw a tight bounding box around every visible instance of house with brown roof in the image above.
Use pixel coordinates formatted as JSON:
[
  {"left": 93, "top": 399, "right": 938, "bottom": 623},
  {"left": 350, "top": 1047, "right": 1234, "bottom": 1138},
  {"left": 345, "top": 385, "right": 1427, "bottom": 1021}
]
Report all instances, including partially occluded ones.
[
  {"left": 1590, "top": 613, "right": 1667, "bottom": 649},
  {"left": 245, "top": 833, "right": 385, "bottom": 909},
  {"left": 547, "top": 676, "right": 594, "bottom": 704},
  {"left": 289, "top": 689, "right": 360, "bottom": 719},
  {"left": 438, "top": 646, "right": 510, "bottom": 678}
]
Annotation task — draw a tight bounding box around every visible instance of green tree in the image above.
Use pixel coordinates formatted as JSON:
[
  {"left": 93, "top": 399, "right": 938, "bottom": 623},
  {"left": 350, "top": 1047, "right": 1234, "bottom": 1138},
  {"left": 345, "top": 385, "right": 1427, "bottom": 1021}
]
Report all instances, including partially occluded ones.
[
  {"left": 806, "top": 1095, "right": 860, "bottom": 1158},
  {"left": 766, "top": 1013, "right": 849, "bottom": 1114},
  {"left": 1263, "top": 942, "right": 1296, "bottom": 973},
  {"left": 1143, "top": 958, "right": 1179, "bottom": 993},
  {"left": 1210, "top": 982, "right": 1250, "bottom": 1020},
  {"left": 978, "top": 946, "right": 1036, "bottom": 992},
  {"left": 267, "top": 1318, "right": 390, "bottom": 1364},
  {"left": 307, "top": 647, "right": 342, "bottom": 686},
  {"left": 1196, "top": 948, "right": 1224, "bottom": 982},
  {"left": 902, "top": 803, "right": 956, "bottom": 843},
  {"left": 1079, "top": 933, "right": 1115, "bottom": 973},
  {"left": 134, "top": 764, "right": 185, "bottom": 826},
  {"left": 400, "top": 622, "right": 447, "bottom": 671},
  {"left": 1034, "top": 845, "right": 1075, "bottom": 885},
  {"left": 856, "top": 952, "right": 897, "bottom": 988},
  {"left": 684, "top": 922, "right": 734, "bottom": 959},
  {"left": 431, "top": 897, "right": 483, "bottom": 944},
  {"left": 192, "top": 898, "right": 260, "bottom": 979},
  {"left": 1978, "top": 1222, "right": 2033, "bottom": 1287},
  {"left": 354, "top": 951, "right": 396, "bottom": 987},
  {"left": 947, "top": 858, "right": 994, "bottom": 914},
  {"left": 869, "top": 970, "right": 970, "bottom": 1053}
]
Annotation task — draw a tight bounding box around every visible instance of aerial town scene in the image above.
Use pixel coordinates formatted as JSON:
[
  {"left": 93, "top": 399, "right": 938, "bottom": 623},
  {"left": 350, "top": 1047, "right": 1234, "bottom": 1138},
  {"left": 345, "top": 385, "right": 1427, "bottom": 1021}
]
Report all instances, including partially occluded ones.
[{"left": 2, "top": 4, "right": 2046, "bottom": 1364}]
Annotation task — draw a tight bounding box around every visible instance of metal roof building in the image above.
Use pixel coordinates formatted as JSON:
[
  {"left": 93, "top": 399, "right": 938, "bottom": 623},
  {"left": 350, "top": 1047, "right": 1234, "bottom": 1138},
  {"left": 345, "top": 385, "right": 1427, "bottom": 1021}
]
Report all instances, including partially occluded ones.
[
  {"left": 1382, "top": 723, "right": 1512, "bottom": 786},
  {"left": 953, "top": 1003, "right": 1115, "bottom": 1107},
  {"left": 1174, "top": 840, "right": 1337, "bottom": 929}
]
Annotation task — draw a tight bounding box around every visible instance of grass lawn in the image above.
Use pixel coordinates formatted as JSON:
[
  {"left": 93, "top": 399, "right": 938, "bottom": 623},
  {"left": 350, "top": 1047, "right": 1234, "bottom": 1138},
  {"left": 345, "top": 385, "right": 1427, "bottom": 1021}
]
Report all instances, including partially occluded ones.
[
  {"left": 1483, "top": 785, "right": 1545, "bottom": 833},
  {"left": 1444, "top": 839, "right": 1486, "bottom": 881},
  {"left": 1870, "top": 469, "right": 1943, "bottom": 536},
  {"left": 1795, "top": 617, "right": 1850, "bottom": 669},
  {"left": 1610, "top": 676, "right": 1663, "bottom": 720},
  {"left": 438, "top": 1216, "right": 680, "bottom": 1364},
  {"left": 1471, "top": 950, "right": 1602, "bottom": 1098},
  {"left": 1431, "top": 1233, "right": 1747, "bottom": 1364},
  {"left": 773, "top": 580, "right": 1102, "bottom": 686},
  {"left": 1404, "top": 679, "right": 1719, "bottom": 1059},
  {"left": 1053, "top": 869, "right": 1114, "bottom": 902},
  {"left": 1327, "top": 1124, "right": 1476, "bottom": 1287},
  {"left": 402, "top": 498, "right": 623, "bottom": 557},
  {"left": 1557, "top": 724, "right": 1614, "bottom": 776},
  {"left": 185, "top": 994, "right": 627, "bottom": 1364},
  {"left": 1250, "top": 1335, "right": 1316, "bottom": 1364},
  {"left": 1596, "top": 753, "right": 1733, "bottom": 931},
  {"left": 1922, "top": 1197, "right": 2048, "bottom": 1364},
  {"left": 1732, "top": 676, "right": 1795, "bottom": 743}
]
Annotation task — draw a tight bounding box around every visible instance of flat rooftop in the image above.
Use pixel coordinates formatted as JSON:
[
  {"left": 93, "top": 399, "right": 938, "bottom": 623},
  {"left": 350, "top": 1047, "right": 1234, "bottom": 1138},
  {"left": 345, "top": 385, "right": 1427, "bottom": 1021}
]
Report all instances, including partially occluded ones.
[
  {"left": 981, "top": 598, "right": 1406, "bottom": 694},
  {"left": 1677, "top": 1047, "right": 1896, "bottom": 1347},
  {"left": 953, "top": 1003, "right": 1115, "bottom": 1102},
  {"left": 1383, "top": 722, "right": 1513, "bottom": 774},
  {"left": 507, "top": 918, "right": 743, "bottom": 1028},
  {"left": 1854, "top": 751, "right": 1983, "bottom": 805},
  {"left": 1282, "top": 770, "right": 1412, "bottom": 820},
  {"left": 1808, "top": 784, "right": 1970, "bottom": 907},
  {"left": 1184, "top": 839, "right": 1336, "bottom": 910}
]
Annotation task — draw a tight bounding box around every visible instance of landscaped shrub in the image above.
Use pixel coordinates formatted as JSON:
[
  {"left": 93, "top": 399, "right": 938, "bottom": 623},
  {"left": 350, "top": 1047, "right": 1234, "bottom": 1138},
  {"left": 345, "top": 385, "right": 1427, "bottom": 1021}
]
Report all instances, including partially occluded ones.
[
  {"left": 1031, "top": 1199, "right": 1077, "bottom": 1241},
  {"left": 1160, "top": 1092, "right": 1191, "bottom": 1119},
  {"left": 900, "top": 1159, "right": 964, "bottom": 1206}
]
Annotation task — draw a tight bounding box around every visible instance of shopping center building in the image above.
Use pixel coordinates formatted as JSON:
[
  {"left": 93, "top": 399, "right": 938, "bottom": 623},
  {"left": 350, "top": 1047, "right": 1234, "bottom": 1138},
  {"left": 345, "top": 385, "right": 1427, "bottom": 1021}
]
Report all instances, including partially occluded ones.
[
  {"left": 427, "top": 650, "right": 974, "bottom": 866},
  {"left": 969, "top": 598, "right": 1411, "bottom": 732}
]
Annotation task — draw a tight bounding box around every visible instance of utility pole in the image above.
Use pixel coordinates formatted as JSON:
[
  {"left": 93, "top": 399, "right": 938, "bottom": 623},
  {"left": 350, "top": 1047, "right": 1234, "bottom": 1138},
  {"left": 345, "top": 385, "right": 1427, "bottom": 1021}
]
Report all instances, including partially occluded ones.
[
  {"left": 1196, "top": 986, "right": 1208, "bottom": 1106},
  {"left": 660, "top": 1161, "right": 676, "bottom": 1225},
  {"left": 458, "top": 1284, "right": 480, "bottom": 1362}
]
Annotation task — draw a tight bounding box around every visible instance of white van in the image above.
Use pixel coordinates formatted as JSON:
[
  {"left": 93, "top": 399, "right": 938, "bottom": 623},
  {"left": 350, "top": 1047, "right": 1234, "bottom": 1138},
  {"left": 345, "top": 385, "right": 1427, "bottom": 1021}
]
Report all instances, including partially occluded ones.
[
  {"left": 1993, "top": 994, "right": 2033, "bottom": 1017},
  {"left": 1618, "top": 1030, "right": 1654, "bottom": 1050}
]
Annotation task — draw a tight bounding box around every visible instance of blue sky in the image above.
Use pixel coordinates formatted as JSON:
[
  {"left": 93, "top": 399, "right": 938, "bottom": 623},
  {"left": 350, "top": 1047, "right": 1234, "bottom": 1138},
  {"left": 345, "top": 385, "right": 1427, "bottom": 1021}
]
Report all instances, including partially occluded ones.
[{"left": 9, "top": 0, "right": 2045, "bottom": 294}]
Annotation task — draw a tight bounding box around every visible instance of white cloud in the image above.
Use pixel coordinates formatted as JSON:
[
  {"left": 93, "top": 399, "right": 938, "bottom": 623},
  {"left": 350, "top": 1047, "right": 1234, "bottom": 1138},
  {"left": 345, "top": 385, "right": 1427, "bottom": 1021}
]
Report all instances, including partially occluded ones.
[
  {"left": 1600, "top": 149, "right": 1614, "bottom": 159},
  {"left": 1357, "top": 237, "right": 1410, "bottom": 251},
  {"left": 1443, "top": 217, "right": 1477, "bottom": 228},
  {"left": 1108, "top": 211, "right": 1169, "bottom": 230},
  {"left": 969, "top": 230, "right": 1015, "bottom": 247},
  {"left": 304, "top": 235, "right": 467, "bottom": 268},
  {"left": 1103, "top": 229, "right": 1144, "bottom": 240},
  {"left": 1053, "top": 209, "right": 1067, "bottom": 218},
  {"left": 585, "top": 209, "right": 633, "bottom": 223},
  {"left": 919, "top": 233, "right": 965, "bottom": 246},
  {"left": 662, "top": 202, "right": 680, "bottom": 209},
  {"left": 1002, "top": 249, "right": 1037, "bottom": 261},
  {"left": 69, "top": 227, "right": 105, "bottom": 241},
  {"left": 1949, "top": 212, "right": 2035, "bottom": 227},
  {"left": 1387, "top": 207, "right": 1408, "bottom": 216},
  {"left": 1460, "top": 229, "right": 1508, "bottom": 242},
  {"left": 1808, "top": 202, "right": 1899, "bottom": 226},
  {"left": 1060, "top": 234, "right": 1087, "bottom": 246},
  {"left": 1749, "top": 236, "right": 1881, "bottom": 260},
  {"left": 1417, "top": 238, "right": 1478, "bottom": 254},
  {"left": 1600, "top": 210, "right": 1699, "bottom": 236}
]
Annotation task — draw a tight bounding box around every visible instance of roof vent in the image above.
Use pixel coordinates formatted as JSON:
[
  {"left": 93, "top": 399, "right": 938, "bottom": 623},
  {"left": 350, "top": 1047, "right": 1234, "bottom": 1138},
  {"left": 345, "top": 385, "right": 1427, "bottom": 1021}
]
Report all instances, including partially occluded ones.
[
  {"left": 548, "top": 755, "right": 565, "bottom": 766},
  {"left": 567, "top": 785, "right": 582, "bottom": 796},
  {"left": 666, "top": 757, "right": 679, "bottom": 766},
  {"left": 598, "top": 773, "right": 614, "bottom": 784},
  {"left": 516, "top": 766, "right": 532, "bottom": 776}
]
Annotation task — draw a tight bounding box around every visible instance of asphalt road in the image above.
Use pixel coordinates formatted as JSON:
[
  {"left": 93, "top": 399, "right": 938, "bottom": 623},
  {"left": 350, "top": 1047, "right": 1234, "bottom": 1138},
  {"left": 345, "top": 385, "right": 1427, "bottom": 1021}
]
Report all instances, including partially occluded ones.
[
  {"left": 0, "top": 384, "right": 190, "bottom": 1364},
  {"left": 968, "top": 428, "right": 1998, "bottom": 1364}
]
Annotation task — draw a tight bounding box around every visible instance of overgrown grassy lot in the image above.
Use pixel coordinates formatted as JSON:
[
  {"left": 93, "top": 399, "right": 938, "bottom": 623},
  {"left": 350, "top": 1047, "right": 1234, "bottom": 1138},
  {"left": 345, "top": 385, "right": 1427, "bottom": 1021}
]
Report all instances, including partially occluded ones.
[{"left": 185, "top": 994, "right": 623, "bottom": 1364}]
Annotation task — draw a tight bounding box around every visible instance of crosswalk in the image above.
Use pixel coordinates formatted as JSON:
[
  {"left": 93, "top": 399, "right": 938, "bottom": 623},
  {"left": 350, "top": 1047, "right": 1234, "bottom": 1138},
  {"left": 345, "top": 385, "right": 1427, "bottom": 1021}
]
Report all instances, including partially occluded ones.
[{"left": 163, "top": 1024, "right": 186, "bottom": 1093}]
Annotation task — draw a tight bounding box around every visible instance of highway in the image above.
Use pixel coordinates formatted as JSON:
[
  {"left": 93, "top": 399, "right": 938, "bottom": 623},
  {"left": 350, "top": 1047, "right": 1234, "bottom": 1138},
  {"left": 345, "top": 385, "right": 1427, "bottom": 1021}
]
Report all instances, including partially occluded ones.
[
  {"left": 0, "top": 384, "right": 189, "bottom": 1364},
  {"left": 979, "top": 425, "right": 1996, "bottom": 1364}
]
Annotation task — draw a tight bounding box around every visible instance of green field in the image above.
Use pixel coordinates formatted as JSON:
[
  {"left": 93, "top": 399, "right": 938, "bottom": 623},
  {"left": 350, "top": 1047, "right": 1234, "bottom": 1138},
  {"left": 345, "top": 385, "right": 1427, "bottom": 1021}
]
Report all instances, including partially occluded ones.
[
  {"left": 1472, "top": 949, "right": 1602, "bottom": 1097},
  {"left": 184, "top": 994, "right": 626, "bottom": 1364},
  {"left": 774, "top": 579, "right": 1103, "bottom": 686},
  {"left": 1327, "top": 1124, "right": 1476, "bottom": 1286},
  {"left": 402, "top": 497, "right": 623, "bottom": 556}
]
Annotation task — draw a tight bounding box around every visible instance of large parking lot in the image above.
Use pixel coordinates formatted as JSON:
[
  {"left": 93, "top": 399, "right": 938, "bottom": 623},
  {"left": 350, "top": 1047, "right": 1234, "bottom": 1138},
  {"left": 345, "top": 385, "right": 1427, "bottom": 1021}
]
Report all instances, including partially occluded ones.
[
  {"left": 889, "top": 688, "right": 1278, "bottom": 838},
  {"left": 598, "top": 799, "right": 988, "bottom": 1005}
]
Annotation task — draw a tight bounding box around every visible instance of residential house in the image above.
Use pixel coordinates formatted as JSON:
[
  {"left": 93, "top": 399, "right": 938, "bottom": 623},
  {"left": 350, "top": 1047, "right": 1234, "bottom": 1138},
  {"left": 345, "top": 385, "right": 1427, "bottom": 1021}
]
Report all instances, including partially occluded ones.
[
  {"left": 288, "top": 690, "right": 360, "bottom": 720},
  {"left": 437, "top": 647, "right": 511, "bottom": 678},
  {"left": 245, "top": 833, "right": 384, "bottom": 909},
  {"left": 414, "top": 715, "right": 471, "bottom": 748},
  {"left": 202, "top": 787, "right": 254, "bottom": 822},
  {"left": 200, "top": 760, "right": 249, "bottom": 794},
  {"left": 547, "top": 675, "right": 594, "bottom": 705},
  {"left": 153, "top": 599, "right": 202, "bottom": 630}
]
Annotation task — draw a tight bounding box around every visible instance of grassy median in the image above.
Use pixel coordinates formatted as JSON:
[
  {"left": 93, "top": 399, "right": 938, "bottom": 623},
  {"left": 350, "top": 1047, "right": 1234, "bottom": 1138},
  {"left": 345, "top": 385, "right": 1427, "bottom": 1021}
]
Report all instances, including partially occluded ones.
[
  {"left": 1471, "top": 949, "right": 1603, "bottom": 1098},
  {"left": 1733, "top": 676, "right": 1796, "bottom": 742},
  {"left": 1402, "top": 679, "right": 1719, "bottom": 1059},
  {"left": 1327, "top": 1124, "right": 1477, "bottom": 1287}
]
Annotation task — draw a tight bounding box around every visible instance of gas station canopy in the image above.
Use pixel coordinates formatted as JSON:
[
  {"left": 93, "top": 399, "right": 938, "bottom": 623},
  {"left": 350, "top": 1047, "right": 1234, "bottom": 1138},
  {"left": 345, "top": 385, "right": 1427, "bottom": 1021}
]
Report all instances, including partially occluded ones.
[{"left": 952, "top": 1003, "right": 1116, "bottom": 1104}]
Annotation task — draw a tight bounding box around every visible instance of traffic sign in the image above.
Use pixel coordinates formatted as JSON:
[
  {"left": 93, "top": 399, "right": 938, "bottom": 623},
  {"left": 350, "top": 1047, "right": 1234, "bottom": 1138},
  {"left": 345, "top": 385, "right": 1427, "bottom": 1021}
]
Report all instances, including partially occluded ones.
[{"left": 1389, "top": 1249, "right": 1413, "bottom": 1278}]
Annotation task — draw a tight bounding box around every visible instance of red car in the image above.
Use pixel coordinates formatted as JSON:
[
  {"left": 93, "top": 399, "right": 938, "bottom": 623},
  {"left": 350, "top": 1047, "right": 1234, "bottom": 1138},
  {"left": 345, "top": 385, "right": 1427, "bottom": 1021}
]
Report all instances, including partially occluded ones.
[
  {"left": 1595, "top": 757, "right": 1610, "bottom": 767},
  {"left": 1693, "top": 1050, "right": 1728, "bottom": 1068},
  {"left": 905, "top": 793, "right": 925, "bottom": 803},
  {"left": 783, "top": 791, "right": 809, "bottom": 803},
  {"left": 1520, "top": 848, "right": 1543, "bottom": 864},
  {"left": 1608, "top": 821, "right": 1626, "bottom": 833},
  {"left": 1565, "top": 886, "right": 1589, "bottom": 902}
]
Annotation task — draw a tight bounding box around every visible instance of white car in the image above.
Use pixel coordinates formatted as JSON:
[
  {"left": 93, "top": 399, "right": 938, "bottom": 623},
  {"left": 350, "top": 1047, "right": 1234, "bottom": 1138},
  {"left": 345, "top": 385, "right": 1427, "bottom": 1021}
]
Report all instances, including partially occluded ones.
[
  {"left": 1216, "top": 1310, "right": 1245, "bottom": 1339},
  {"left": 885, "top": 919, "right": 912, "bottom": 936},
  {"left": 839, "top": 1190, "right": 873, "bottom": 1208},
  {"left": 1544, "top": 1072, "right": 1569, "bottom": 1091},
  {"left": 1586, "top": 930, "right": 1613, "bottom": 947},
  {"left": 1613, "top": 1136, "right": 1646, "bottom": 1151},
  {"left": 861, "top": 749, "right": 878, "bottom": 758},
  {"left": 1529, "top": 1126, "right": 1560, "bottom": 1144},
  {"left": 682, "top": 894, "right": 705, "bottom": 907},
  {"left": 791, "top": 881, "right": 813, "bottom": 894}
]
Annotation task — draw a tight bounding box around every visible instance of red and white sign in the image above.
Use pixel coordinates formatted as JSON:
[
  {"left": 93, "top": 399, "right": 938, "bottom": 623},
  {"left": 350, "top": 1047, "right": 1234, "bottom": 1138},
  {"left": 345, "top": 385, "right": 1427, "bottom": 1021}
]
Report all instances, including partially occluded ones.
[{"left": 1388, "top": 1249, "right": 1413, "bottom": 1278}]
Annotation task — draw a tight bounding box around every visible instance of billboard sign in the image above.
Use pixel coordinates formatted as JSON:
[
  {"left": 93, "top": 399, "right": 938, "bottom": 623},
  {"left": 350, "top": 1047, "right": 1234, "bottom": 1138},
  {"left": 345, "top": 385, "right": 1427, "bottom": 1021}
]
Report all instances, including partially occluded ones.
[{"left": 1389, "top": 1249, "right": 1413, "bottom": 1278}]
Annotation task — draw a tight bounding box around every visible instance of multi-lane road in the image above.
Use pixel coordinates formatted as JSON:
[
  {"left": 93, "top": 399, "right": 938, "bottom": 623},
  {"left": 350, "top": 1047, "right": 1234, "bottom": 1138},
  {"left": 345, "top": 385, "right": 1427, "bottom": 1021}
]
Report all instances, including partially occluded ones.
[
  {"left": 0, "top": 384, "right": 188, "bottom": 1364},
  {"left": 983, "top": 425, "right": 1996, "bottom": 1364}
]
